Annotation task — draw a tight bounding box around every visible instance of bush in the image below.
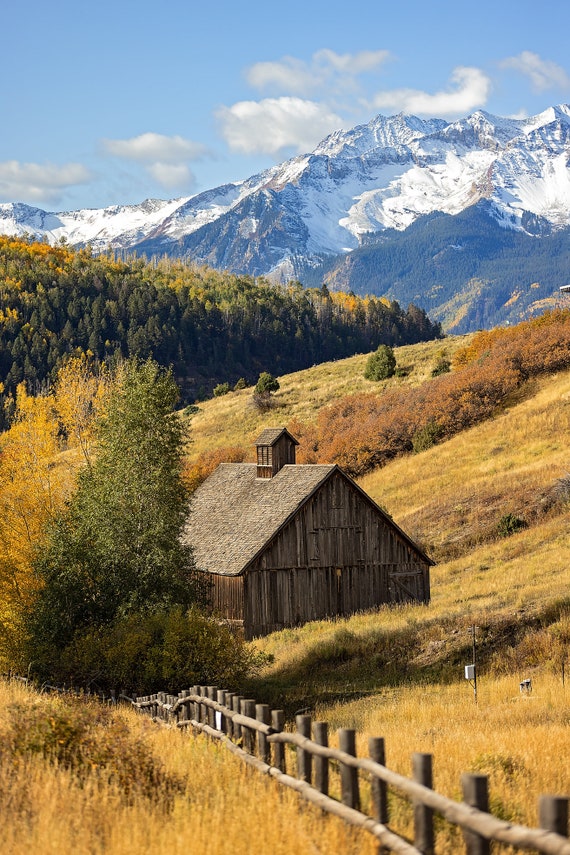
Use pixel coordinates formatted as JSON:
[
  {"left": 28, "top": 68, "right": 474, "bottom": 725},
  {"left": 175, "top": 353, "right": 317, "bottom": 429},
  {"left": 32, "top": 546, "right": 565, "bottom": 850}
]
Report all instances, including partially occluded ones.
[
  {"left": 32, "top": 606, "right": 269, "bottom": 695},
  {"left": 364, "top": 345, "right": 396, "bottom": 381},
  {"left": 431, "top": 356, "right": 451, "bottom": 376},
  {"left": 3, "top": 694, "right": 182, "bottom": 804},
  {"left": 234, "top": 377, "right": 248, "bottom": 391},
  {"left": 497, "top": 514, "right": 527, "bottom": 538},
  {"left": 412, "top": 420, "right": 442, "bottom": 453},
  {"left": 254, "top": 372, "right": 280, "bottom": 394},
  {"left": 213, "top": 382, "right": 231, "bottom": 397}
]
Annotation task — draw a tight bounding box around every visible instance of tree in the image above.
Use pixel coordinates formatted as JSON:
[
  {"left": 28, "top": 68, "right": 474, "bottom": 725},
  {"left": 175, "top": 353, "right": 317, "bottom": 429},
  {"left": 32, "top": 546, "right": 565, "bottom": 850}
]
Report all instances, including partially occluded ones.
[
  {"left": 364, "top": 344, "right": 396, "bottom": 381},
  {"left": 26, "top": 358, "right": 206, "bottom": 668},
  {"left": 254, "top": 372, "right": 280, "bottom": 394}
]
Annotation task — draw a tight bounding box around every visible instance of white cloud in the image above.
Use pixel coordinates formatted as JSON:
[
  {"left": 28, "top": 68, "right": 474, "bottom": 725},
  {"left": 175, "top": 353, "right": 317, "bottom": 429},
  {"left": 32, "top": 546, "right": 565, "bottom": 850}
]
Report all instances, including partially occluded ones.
[
  {"left": 500, "top": 51, "right": 570, "bottom": 92},
  {"left": 370, "top": 66, "right": 492, "bottom": 117},
  {"left": 101, "top": 133, "right": 208, "bottom": 192},
  {"left": 246, "top": 49, "right": 390, "bottom": 97},
  {"left": 102, "top": 132, "right": 208, "bottom": 163},
  {"left": 216, "top": 97, "right": 343, "bottom": 156},
  {"left": 147, "top": 162, "right": 195, "bottom": 189},
  {"left": 0, "top": 160, "right": 92, "bottom": 205}
]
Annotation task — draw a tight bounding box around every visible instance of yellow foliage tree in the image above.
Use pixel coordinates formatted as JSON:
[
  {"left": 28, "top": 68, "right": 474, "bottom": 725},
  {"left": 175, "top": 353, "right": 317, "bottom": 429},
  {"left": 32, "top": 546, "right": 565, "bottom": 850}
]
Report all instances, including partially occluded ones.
[
  {"left": 54, "top": 355, "right": 108, "bottom": 466},
  {"left": 0, "top": 385, "right": 64, "bottom": 667},
  {"left": 0, "top": 358, "right": 110, "bottom": 670}
]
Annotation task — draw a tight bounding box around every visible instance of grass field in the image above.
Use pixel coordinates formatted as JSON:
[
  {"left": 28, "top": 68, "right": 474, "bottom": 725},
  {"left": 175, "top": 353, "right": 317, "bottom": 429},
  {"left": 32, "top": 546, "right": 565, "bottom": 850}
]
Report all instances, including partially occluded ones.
[{"left": 4, "top": 335, "right": 570, "bottom": 852}]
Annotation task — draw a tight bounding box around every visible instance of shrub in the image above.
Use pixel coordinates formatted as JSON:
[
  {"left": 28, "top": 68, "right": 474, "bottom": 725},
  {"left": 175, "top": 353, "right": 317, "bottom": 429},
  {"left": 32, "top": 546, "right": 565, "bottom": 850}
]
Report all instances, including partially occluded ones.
[
  {"left": 183, "top": 444, "right": 247, "bottom": 493},
  {"left": 32, "top": 606, "right": 269, "bottom": 695},
  {"left": 213, "top": 382, "right": 231, "bottom": 397},
  {"left": 431, "top": 356, "right": 451, "bottom": 376},
  {"left": 412, "top": 420, "right": 442, "bottom": 453},
  {"left": 364, "top": 345, "right": 396, "bottom": 381},
  {"left": 3, "top": 694, "right": 182, "bottom": 804},
  {"left": 497, "top": 513, "right": 527, "bottom": 538},
  {"left": 254, "top": 372, "right": 280, "bottom": 394},
  {"left": 183, "top": 404, "right": 201, "bottom": 416},
  {"left": 234, "top": 377, "right": 248, "bottom": 391}
]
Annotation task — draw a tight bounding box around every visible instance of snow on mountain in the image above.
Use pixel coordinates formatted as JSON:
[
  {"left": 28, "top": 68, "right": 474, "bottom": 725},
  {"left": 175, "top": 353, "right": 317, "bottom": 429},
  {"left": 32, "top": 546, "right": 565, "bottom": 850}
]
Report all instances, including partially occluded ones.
[{"left": 2, "top": 104, "right": 570, "bottom": 278}]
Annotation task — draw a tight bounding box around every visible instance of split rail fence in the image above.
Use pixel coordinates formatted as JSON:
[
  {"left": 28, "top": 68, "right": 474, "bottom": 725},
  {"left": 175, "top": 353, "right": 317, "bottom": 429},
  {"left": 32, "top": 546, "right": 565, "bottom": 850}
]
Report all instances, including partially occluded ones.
[{"left": 133, "top": 685, "right": 570, "bottom": 855}]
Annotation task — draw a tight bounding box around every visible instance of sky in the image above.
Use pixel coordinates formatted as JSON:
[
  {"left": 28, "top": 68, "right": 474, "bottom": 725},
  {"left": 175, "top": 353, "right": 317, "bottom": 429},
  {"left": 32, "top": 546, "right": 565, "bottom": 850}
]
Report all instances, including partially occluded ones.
[{"left": 2, "top": 0, "right": 570, "bottom": 212}]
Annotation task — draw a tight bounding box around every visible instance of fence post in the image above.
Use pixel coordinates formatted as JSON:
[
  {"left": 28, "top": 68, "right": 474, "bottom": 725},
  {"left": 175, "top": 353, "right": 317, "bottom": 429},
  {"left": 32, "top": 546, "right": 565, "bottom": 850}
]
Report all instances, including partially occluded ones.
[
  {"left": 232, "top": 695, "right": 243, "bottom": 741},
  {"left": 539, "top": 796, "right": 569, "bottom": 838},
  {"left": 190, "top": 685, "right": 199, "bottom": 722},
  {"left": 461, "top": 773, "right": 490, "bottom": 855},
  {"left": 296, "top": 714, "right": 312, "bottom": 783},
  {"left": 313, "top": 721, "right": 329, "bottom": 796},
  {"left": 207, "top": 686, "right": 217, "bottom": 728},
  {"left": 241, "top": 699, "right": 256, "bottom": 755},
  {"left": 256, "top": 704, "right": 271, "bottom": 763},
  {"left": 179, "top": 689, "right": 188, "bottom": 724},
  {"left": 413, "top": 753, "right": 434, "bottom": 855},
  {"left": 338, "top": 728, "right": 360, "bottom": 810},
  {"left": 272, "top": 709, "right": 286, "bottom": 772},
  {"left": 225, "top": 692, "right": 235, "bottom": 736},
  {"left": 369, "top": 736, "right": 389, "bottom": 826}
]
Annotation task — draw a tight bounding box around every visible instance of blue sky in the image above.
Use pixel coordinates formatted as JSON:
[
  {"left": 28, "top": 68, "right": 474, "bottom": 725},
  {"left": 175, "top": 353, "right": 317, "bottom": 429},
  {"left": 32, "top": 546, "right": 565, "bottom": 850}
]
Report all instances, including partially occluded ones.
[{"left": 2, "top": 0, "right": 570, "bottom": 211}]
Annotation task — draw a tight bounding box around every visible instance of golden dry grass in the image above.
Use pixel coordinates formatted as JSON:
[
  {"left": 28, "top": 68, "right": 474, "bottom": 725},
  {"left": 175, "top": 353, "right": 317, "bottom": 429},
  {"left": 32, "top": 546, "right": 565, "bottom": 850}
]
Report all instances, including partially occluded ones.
[
  {"left": 184, "top": 335, "right": 471, "bottom": 460},
  {"left": 0, "top": 679, "right": 375, "bottom": 855}
]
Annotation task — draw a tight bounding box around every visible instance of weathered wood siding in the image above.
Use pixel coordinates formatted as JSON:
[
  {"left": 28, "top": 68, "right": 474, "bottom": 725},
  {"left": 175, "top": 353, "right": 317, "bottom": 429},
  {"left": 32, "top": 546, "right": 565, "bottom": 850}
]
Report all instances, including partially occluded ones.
[
  {"left": 241, "top": 470, "right": 430, "bottom": 638},
  {"left": 209, "top": 574, "right": 244, "bottom": 622}
]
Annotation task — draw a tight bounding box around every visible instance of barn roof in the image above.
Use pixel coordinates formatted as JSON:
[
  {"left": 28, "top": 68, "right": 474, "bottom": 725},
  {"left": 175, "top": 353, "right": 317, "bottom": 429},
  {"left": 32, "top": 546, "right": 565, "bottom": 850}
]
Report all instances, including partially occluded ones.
[
  {"left": 254, "top": 427, "right": 299, "bottom": 446},
  {"left": 184, "top": 463, "right": 335, "bottom": 576},
  {"left": 184, "top": 462, "right": 433, "bottom": 576}
]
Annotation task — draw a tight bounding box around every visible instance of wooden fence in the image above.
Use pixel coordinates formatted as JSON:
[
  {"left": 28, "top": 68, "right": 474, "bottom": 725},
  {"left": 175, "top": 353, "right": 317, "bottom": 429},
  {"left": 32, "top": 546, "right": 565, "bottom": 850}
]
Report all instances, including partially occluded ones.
[{"left": 132, "top": 685, "right": 570, "bottom": 855}]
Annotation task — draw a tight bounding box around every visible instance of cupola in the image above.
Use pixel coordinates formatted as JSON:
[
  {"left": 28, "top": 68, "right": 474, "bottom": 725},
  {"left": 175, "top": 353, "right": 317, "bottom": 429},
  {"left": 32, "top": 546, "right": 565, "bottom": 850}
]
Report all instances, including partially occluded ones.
[{"left": 254, "top": 427, "right": 298, "bottom": 479}]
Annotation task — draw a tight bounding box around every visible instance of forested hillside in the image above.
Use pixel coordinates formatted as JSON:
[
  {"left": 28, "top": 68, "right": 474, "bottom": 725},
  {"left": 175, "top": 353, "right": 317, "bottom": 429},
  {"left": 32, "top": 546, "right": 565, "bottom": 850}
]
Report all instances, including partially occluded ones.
[
  {"left": 0, "top": 237, "right": 441, "bottom": 425},
  {"left": 305, "top": 204, "right": 570, "bottom": 332}
]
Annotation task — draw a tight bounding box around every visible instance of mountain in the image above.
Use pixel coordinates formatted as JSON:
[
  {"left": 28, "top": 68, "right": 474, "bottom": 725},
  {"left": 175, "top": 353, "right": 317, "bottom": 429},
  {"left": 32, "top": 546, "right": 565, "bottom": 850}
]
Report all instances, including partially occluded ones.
[{"left": 2, "top": 105, "right": 570, "bottom": 331}]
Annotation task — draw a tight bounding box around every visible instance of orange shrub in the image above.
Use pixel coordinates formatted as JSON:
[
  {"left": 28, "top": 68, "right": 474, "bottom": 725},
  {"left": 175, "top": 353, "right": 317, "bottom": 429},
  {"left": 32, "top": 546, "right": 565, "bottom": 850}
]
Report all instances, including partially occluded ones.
[{"left": 183, "top": 445, "right": 248, "bottom": 492}]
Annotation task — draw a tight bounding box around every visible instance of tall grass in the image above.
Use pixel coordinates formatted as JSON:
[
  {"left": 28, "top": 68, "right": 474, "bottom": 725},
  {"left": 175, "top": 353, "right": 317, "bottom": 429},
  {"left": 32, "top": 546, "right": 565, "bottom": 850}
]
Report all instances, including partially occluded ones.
[{"left": 0, "top": 680, "right": 374, "bottom": 855}]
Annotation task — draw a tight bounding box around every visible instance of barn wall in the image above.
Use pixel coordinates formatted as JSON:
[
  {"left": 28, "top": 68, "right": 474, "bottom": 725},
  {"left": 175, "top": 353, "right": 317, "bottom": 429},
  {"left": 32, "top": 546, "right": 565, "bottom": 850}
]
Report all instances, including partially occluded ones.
[
  {"left": 242, "top": 471, "right": 430, "bottom": 638},
  {"left": 207, "top": 574, "right": 245, "bottom": 622}
]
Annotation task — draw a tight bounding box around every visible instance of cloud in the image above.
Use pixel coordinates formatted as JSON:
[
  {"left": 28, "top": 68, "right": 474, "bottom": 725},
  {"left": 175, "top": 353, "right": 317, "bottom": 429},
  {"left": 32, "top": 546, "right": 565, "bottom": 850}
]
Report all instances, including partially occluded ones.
[
  {"left": 246, "top": 49, "right": 390, "bottom": 97},
  {"left": 370, "top": 66, "right": 492, "bottom": 117},
  {"left": 102, "top": 132, "right": 208, "bottom": 163},
  {"left": 0, "top": 160, "right": 92, "bottom": 205},
  {"left": 216, "top": 97, "right": 343, "bottom": 156},
  {"left": 500, "top": 51, "right": 570, "bottom": 92},
  {"left": 102, "top": 133, "right": 209, "bottom": 192},
  {"left": 147, "top": 162, "right": 195, "bottom": 189}
]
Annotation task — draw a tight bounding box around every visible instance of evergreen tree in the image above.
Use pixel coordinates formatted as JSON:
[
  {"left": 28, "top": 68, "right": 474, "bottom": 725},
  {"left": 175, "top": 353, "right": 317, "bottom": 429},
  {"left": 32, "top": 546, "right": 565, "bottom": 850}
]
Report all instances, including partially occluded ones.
[
  {"left": 27, "top": 358, "right": 205, "bottom": 663},
  {"left": 364, "top": 344, "right": 397, "bottom": 381}
]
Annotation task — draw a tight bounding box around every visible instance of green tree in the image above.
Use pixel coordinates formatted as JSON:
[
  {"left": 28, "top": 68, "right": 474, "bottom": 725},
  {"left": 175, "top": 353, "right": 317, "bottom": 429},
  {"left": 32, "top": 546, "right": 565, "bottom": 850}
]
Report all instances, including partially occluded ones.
[
  {"left": 364, "top": 344, "right": 397, "bottom": 381},
  {"left": 26, "top": 358, "right": 206, "bottom": 666},
  {"left": 254, "top": 372, "right": 280, "bottom": 394}
]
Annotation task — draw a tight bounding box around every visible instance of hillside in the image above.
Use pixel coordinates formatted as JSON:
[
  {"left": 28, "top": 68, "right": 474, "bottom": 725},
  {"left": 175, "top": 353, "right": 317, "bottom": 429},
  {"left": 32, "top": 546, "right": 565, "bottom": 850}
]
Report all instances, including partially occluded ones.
[
  {"left": 0, "top": 236, "right": 440, "bottom": 420},
  {"left": 184, "top": 325, "right": 570, "bottom": 704}
]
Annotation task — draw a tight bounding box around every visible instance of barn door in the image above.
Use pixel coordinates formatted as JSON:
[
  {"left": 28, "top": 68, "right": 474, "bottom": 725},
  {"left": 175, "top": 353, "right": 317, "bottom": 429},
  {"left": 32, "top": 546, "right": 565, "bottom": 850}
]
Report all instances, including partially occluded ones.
[{"left": 387, "top": 565, "right": 428, "bottom": 603}]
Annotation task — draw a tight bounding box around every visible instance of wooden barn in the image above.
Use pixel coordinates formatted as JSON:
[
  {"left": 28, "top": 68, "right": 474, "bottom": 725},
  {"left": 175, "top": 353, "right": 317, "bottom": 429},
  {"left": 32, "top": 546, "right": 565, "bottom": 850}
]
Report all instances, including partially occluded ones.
[{"left": 183, "top": 428, "right": 432, "bottom": 639}]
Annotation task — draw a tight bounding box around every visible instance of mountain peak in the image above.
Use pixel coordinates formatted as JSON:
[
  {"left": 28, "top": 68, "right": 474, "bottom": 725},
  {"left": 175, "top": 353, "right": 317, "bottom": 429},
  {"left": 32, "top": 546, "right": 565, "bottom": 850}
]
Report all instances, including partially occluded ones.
[{"left": 1, "top": 104, "right": 570, "bottom": 278}]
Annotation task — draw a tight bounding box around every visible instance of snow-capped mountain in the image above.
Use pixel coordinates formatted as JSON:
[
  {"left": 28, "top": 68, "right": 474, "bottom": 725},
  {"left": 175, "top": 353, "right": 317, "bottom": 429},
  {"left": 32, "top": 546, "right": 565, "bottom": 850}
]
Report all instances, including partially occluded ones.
[{"left": 2, "top": 105, "right": 570, "bottom": 281}]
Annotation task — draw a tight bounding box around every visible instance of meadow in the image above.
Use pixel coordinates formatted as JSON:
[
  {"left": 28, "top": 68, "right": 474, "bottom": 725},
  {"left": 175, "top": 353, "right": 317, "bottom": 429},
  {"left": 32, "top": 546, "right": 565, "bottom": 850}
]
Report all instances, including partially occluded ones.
[{"left": 3, "top": 330, "right": 570, "bottom": 852}]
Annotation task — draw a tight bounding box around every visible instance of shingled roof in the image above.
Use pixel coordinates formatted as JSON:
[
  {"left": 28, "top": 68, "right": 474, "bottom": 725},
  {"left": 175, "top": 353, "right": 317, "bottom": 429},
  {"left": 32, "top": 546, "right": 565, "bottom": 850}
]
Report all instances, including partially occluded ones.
[
  {"left": 184, "top": 463, "right": 335, "bottom": 576},
  {"left": 254, "top": 427, "right": 299, "bottom": 447}
]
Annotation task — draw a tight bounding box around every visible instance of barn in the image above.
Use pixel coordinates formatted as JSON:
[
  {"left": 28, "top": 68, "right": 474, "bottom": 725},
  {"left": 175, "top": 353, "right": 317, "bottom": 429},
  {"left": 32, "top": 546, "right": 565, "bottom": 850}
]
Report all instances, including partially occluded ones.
[{"left": 183, "top": 428, "right": 433, "bottom": 639}]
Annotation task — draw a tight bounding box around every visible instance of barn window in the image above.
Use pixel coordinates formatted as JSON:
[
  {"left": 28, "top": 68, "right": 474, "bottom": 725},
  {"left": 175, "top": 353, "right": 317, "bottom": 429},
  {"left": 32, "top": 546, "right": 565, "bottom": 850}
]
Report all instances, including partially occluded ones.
[{"left": 257, "top": 445, "right": 272, "bottom": 466}]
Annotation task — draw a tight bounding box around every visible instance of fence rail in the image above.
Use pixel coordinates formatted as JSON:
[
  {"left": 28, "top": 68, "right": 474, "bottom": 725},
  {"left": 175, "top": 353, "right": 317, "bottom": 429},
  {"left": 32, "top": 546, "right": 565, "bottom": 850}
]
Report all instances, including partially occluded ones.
[{"left": 132, "top": 686, "right": 570, "bottom": 855}]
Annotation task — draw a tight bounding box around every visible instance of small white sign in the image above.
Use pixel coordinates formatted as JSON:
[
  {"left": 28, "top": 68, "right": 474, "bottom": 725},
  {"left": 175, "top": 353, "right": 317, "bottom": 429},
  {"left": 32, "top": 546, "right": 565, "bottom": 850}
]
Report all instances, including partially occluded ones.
[
  {"left": 465, "top": 664, "right": 476, "bottom": 680},
  {"left": 215, "top": 710, "right": 222, "bottom": 730}
]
